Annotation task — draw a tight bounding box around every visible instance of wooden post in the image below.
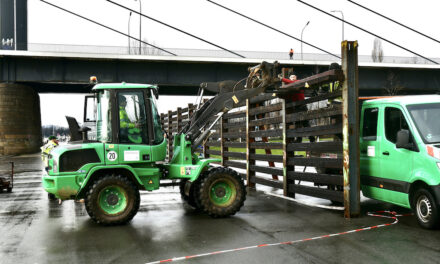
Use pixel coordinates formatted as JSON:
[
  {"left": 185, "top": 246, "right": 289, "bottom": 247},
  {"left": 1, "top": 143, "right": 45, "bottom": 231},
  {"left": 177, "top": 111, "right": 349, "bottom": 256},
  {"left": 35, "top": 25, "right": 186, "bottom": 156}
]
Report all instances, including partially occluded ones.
[
  {"left": 246, "top": 99, "right": 256, "bottom": 187},
  {"left": 167, "top": 110, "right": 172, "bottom": 160},
  {"left": 282, "top": 99, "right": 288, "bottom": 196},
  {"left": 220, "top": 116, "right": 228, "bottom": 166},
  {"left": 342, "top": 41, "right": 360, "bottom": 218},
  {"left": 176, "top": 107, "right": 182, "bottom": 134}
]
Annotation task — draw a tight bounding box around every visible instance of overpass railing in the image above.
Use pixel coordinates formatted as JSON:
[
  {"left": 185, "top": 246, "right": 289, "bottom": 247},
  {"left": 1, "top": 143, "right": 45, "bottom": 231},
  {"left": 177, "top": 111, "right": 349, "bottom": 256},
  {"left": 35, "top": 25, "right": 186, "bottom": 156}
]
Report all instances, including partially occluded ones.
[{"left": 26, "top": 43, "right": 440, "bottom": 65}]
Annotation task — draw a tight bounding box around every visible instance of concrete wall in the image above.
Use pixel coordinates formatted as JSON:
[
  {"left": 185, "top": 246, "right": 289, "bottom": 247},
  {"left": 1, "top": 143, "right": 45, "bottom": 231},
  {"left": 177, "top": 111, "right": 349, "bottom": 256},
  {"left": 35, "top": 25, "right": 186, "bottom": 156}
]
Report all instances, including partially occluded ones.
[{"left": 0, "top": 83, "right": 41, "bottom": 155}]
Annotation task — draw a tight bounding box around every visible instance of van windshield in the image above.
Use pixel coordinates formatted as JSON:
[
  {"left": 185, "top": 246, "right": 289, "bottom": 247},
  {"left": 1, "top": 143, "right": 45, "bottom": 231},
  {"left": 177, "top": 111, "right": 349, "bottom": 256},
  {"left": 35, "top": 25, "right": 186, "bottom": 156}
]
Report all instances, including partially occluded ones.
[{"left": 407, "top": 103, "right": 440, "bottom": 144}]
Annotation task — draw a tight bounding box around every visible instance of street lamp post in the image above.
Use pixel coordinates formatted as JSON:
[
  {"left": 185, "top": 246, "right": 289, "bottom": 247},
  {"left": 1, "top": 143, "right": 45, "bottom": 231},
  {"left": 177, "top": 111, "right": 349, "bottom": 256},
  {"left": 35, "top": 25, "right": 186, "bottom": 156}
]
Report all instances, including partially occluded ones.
[
  {"left": 301, "top": 21, "right": 310, "bottom": 61},
  {"left": 331, "top": 10, "right": 344, "bottom": 42},
  {"left": 135, "top": 0, "right": 142, "bottom": 55},
  {"left": 128, "top": 12, "right": 132, "bottom": 54}
]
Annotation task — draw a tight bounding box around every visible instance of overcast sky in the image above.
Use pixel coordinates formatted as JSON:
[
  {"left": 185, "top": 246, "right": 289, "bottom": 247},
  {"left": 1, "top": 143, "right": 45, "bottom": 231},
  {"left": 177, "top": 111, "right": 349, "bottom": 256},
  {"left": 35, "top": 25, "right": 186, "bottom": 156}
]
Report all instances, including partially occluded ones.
[{"left": 34, "top": 0, "right": 440, "bottom": 125}]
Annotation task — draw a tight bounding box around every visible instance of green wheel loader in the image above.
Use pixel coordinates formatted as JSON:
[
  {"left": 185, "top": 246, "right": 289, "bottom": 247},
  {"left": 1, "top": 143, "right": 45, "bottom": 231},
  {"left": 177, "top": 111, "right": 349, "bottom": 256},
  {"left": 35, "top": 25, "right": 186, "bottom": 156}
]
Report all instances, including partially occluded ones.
[{"left": 42, "top": 61, "right": 281, "bottom": 225}]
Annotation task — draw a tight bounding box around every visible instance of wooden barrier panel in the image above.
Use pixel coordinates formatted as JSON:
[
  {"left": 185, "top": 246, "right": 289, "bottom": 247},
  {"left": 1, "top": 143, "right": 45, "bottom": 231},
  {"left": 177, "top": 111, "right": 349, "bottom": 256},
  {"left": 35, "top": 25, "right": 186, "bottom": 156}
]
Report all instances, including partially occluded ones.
[{"left": 160, "top": 65, "right": 359, "bottom": 212}]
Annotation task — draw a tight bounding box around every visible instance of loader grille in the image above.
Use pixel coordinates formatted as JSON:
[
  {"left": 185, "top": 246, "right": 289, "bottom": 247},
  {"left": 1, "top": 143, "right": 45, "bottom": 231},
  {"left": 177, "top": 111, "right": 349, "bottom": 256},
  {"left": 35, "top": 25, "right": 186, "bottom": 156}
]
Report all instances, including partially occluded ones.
[{"left": 59, "top": 149, "right": 101, "bottom": 172}]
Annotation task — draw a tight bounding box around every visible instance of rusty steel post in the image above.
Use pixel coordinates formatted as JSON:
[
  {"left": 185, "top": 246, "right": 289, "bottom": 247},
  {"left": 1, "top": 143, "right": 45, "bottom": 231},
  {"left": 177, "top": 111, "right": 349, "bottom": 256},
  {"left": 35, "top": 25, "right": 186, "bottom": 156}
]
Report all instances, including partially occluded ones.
[{"left": 342, "top": 41, "right": 360, "bottom": 218}]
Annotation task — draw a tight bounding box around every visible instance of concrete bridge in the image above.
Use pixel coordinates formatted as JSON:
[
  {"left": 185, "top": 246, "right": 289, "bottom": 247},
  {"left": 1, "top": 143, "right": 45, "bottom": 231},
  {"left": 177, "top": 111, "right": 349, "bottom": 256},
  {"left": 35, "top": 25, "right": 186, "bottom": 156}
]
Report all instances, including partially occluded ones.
[{"left": 1, "top": 50, "right": 440, "bottom": 155}]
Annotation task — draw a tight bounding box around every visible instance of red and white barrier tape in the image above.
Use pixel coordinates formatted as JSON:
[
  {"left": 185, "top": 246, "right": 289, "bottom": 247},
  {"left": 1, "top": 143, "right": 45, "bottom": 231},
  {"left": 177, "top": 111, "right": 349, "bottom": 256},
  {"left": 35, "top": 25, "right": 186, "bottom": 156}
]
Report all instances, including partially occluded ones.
[{"left": 145, "top": 211, "right": 411, "bottom": 264}]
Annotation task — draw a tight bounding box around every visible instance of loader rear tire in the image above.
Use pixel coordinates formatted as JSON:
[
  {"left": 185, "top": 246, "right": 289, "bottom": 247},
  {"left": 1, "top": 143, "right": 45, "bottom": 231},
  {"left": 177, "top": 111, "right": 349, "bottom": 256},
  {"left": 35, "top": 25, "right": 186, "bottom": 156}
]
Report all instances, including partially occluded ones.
[
  {"left": 180, "top": 178, "right": 202, "bottom": 210},
  {"left": 85, "top": 175, "right": 140, "bottom": 225},
  {"left": 198, "top": 167, "right": 246, "bottom": 217}
]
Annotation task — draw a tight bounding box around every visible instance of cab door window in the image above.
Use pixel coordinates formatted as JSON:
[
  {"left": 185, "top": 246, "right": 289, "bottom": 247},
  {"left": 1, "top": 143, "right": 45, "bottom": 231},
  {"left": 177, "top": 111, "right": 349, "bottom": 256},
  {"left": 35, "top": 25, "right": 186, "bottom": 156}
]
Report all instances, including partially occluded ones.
[
  {"left": 362, "top": 108, "right": 378, "bottom": 141},
  {"left": 385, "top": 107, "right": 411, "bottom": 144},
  {"left": 118, "top": 92, "right": 148, "bottom": 144}
]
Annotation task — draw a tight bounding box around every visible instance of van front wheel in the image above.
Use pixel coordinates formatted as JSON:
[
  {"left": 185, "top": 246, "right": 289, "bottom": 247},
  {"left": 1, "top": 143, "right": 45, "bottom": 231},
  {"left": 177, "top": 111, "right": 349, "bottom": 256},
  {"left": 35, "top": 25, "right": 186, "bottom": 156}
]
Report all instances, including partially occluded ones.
[{"left": 412, "top": 188, "right": 439, "bottom": 229}]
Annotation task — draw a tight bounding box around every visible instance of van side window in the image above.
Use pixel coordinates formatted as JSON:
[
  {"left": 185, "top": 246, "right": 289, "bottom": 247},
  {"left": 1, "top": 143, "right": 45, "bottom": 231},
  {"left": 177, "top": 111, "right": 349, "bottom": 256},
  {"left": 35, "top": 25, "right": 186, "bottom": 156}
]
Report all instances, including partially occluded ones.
[
  {"left": 362, "top": 108, "right": 378, "bottom": 141},
  {"left": 385, "top": 107, "right": 410, "bottom": 144}
]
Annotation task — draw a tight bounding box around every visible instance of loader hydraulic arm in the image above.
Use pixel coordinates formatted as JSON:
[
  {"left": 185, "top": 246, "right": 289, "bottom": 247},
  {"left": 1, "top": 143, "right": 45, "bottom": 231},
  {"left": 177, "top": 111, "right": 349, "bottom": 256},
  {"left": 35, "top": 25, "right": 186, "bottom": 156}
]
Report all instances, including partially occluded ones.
[{"left": 180, "top": 61, "right": 280, "bottom": 151}]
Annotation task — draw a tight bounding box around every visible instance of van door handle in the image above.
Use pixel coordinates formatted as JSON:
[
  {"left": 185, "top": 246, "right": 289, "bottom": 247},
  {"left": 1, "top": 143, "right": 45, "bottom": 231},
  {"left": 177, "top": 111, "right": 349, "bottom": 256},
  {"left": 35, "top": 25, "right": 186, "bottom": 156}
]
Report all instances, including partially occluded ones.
[{"left": 382, "top": 151, "right": 390, "bottom": 156}]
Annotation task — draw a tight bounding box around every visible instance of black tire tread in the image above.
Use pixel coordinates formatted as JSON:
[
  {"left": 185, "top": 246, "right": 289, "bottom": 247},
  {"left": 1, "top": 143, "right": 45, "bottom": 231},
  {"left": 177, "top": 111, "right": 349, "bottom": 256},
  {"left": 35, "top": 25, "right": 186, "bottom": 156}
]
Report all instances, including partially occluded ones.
[
  {"left": 85, "top": 174, "right": 140, "bottom": 225},
  {"left": 412, "top": 188, "right": 440, "bottom": 229},
  {"left": 198, "top": 167, "right": 246, "bottom": 218}
]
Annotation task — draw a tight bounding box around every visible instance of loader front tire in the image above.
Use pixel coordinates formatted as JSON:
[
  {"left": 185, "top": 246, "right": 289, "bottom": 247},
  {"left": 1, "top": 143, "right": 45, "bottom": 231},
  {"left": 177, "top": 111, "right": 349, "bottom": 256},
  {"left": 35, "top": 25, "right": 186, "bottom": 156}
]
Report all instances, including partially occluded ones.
[
  {"left": 85, "top": 175, "right": 140, "bottom": 225},
  {"left": 198, "top": 167, "right": 246, "bottom": 217}
]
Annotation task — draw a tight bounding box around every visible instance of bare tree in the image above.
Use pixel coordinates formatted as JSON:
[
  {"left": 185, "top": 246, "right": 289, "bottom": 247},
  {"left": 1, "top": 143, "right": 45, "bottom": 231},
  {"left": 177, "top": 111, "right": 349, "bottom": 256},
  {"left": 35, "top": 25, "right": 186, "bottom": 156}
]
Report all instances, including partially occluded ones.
[
  {"left": 130, "top": 38, "right": 163, "bottom": 55},
  {"left": 371, "top": 38, "right": 384, "bottom": 62},
  {"left": 383, "top": 71, "right": 404, "bottom": 95}
]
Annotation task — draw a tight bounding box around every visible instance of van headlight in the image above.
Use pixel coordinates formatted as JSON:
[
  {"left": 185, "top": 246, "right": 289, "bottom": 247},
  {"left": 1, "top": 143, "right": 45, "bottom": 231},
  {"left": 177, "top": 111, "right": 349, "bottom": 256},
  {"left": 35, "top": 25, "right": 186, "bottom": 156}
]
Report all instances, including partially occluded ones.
[{"left": 437, "top": 162, "right": 440, "bottom": 170}]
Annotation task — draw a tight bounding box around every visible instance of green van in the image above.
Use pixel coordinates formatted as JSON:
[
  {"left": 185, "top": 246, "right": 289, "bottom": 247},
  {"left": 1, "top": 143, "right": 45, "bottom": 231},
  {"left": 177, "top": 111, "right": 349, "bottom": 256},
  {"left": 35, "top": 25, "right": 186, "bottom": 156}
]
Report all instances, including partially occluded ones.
[{"left": 360, "top": 95, "right": 440, "bottom": 229}]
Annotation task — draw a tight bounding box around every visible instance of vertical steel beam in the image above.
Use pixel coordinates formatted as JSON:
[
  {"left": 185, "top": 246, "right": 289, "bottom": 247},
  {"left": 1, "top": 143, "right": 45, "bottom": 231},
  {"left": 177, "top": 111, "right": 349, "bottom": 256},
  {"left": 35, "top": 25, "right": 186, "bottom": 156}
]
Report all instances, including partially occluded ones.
[{"left": 342, "top": 41, "right": 360, "bottom": 218}]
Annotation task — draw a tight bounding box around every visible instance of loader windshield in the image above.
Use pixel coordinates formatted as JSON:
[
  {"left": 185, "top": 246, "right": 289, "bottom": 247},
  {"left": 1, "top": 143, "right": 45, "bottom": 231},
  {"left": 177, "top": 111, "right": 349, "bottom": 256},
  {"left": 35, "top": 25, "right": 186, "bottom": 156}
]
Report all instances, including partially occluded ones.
[{"left": 96, "top": 90, "right": 112, "bottom": 142}]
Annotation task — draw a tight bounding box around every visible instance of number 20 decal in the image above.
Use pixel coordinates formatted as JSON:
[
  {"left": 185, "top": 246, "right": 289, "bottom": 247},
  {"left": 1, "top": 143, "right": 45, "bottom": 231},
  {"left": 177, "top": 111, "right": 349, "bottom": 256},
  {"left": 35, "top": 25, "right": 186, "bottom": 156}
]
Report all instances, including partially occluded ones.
[{"left": 107, "top": 151, "right": 118, "bottom": 161}]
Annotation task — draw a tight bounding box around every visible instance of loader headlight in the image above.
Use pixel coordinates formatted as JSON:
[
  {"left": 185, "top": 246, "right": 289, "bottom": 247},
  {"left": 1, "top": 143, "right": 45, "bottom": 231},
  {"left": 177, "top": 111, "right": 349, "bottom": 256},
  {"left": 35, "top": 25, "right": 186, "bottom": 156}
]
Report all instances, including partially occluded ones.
[{"left": 53, "top": 159, "right": 58, "bottom": 173}]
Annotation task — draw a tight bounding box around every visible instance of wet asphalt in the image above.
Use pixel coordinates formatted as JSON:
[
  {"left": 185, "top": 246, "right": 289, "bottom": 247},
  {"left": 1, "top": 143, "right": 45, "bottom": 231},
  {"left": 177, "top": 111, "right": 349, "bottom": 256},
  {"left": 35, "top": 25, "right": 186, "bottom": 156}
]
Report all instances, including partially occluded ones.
[{"left": 0, "top": 154, "right": 439, "bottom": 264}]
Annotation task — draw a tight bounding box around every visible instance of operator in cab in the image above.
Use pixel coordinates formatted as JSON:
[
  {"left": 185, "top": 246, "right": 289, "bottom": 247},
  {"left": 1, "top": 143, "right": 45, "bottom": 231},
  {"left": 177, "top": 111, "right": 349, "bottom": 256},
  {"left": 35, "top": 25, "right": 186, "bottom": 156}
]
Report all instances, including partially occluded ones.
[{"left": 119, "top": 95, "right": 142, "bottom": 144}]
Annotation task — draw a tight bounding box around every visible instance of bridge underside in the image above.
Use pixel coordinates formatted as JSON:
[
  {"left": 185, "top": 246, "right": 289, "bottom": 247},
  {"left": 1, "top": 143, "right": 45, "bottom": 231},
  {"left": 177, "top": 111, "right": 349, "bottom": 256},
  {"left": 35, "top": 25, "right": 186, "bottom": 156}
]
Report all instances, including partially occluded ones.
[{"left": 2, "top": 53, "right": 440, "bottom": 95}]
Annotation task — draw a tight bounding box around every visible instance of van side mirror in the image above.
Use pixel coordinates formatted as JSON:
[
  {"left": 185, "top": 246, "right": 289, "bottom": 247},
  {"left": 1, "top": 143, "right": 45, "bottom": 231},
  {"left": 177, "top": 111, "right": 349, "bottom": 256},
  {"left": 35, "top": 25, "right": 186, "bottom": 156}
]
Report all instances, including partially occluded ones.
[
  {"left": 153, "top": 89, "right": 159, "bottom": 99},
  {"left": 396, "top": 129, "right": 412, "bottom": 149}
]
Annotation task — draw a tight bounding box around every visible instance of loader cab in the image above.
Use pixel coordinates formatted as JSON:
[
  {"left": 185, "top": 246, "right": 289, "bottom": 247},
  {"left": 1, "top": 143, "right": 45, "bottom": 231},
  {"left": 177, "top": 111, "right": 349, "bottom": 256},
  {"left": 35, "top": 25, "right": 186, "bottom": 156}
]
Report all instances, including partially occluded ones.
[{"left": 87, "top": 83, "right": 166, "bottom": 163}]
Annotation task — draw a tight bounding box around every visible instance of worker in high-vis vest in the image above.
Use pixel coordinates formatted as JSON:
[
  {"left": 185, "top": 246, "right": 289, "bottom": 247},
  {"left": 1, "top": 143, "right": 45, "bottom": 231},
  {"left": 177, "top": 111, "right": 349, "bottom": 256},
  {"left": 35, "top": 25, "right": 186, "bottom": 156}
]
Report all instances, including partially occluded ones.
[
  {"left": 41, "top": 135, "right": 59, "bottom": 169},
  {"left": 119, "top": 96, "right": 142, "bottom": 144}
]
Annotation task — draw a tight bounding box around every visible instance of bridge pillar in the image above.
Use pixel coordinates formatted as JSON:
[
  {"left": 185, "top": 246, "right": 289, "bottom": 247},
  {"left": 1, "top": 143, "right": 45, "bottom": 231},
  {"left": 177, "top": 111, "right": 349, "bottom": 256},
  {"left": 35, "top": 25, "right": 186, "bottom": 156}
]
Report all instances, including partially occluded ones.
[{"left": 0, "top": 83, "right": 42, "bottom": 155}]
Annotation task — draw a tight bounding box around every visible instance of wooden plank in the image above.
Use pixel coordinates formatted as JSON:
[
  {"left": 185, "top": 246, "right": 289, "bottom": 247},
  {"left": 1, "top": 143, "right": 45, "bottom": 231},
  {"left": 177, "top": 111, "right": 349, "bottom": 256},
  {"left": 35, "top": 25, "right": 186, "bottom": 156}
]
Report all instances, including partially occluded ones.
[
  {"left": 249, "top": 103, "right": 282, "bottom": 116},
  {"left": 288, "top": 184, "right": 344, "bottom": 202},
  {"left": 223, "top": 110, "right": 246, "bottom": 119},
  {"left": 287, "top": 171, "right": 343, "bottom": 185},
  {"left": 206, "top": 149, "right": 221, "bottom": 156},
  {"left": 250, "top": 129, "right": 282, "bottom": 138},
  {"left": 249, "top": 116, "right": 282, "bottom": 127},
  {"left": 250, "top": 142, "right": 283, "bottom": 149},
  {"left": 287, "top": 157, "right": 343, "bottom": 168},
  {"left": 224, "top": 160, "right": 246, "bottom": 169},
  {"left": 251, "top": 176, "right": 284, "bottom": 189},
  {"left": 250, "top": 165, "right": 283, "bottom": 176},
  {"left": 287, "top": 141, "right": 342, "bottom": 152},
  {"left": 224, "top": 142, "right": 246, "bottom": 148},
  {"left": 286, "top": 90, "right": 342, "bottom": 109},
  {"left": 286, "top": 124, "right": 341, "bottom": 138},
  {"left": 249, "top": 93, "right": 275, "bottom": 104},
  {"left": 223, "top": 131, "right": 246, "bottom": 139},
  {"left": 205, "top": 141, "right": 221, "bottom": 147},
  {"left": 224, "top": 151, "right": 246, "bottom": 159},
  {"left": 250, "top": 153, "right": 283, "bottom": 162},
  {"left": 280, "top": 69, "right": 344, "bottom": 91},
  {"left": 222, "top": 121, "right": 246, "bottom": 129},
  {"left": 285, "top": 106, "right": 342, "bottom": 123}
]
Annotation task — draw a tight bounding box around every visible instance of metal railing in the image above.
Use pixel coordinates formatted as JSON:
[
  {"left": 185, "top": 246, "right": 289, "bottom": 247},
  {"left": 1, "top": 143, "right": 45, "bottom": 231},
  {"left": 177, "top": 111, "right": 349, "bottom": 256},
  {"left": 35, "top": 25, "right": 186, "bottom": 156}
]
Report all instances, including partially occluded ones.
[{"left": 23, "top": 43, "right": 440, "bottom": 65}]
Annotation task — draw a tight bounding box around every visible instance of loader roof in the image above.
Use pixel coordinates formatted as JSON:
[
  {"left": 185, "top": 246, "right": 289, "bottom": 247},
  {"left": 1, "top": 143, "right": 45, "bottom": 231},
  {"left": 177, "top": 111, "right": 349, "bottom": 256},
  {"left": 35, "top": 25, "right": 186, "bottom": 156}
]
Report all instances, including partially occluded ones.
[{"left": 92, "top": 83, "right": 157, "bottom": 91}]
